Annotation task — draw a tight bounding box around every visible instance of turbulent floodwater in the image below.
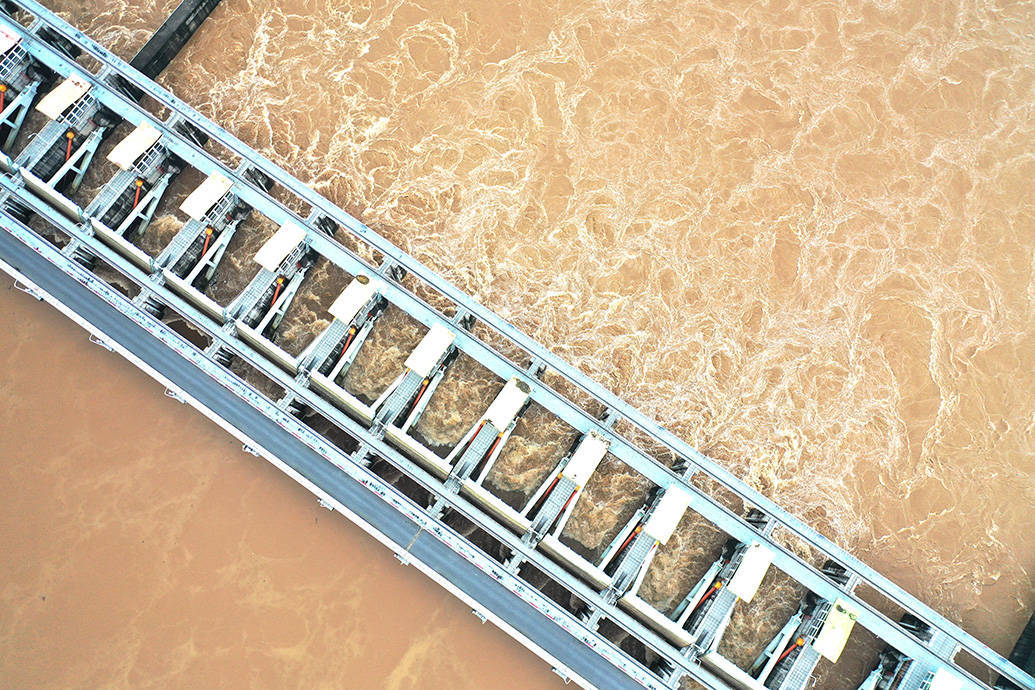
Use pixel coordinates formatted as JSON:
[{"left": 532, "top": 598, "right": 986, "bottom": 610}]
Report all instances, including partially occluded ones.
[
  {"left": 8, "top": 0, "right": 1035, "bottom": 686},
  {"left": 344, "top": 305, "right": 427, "bottom": 401}
]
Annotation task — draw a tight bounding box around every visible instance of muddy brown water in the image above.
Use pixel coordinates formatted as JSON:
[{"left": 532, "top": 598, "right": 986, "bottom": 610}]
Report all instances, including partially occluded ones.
[
  {"left": 3, "top": 0, "right": 1034, "bottom": 686},
  {"left": 344, "top": 305, "right": 427, "bottom": 402},
  {"left": 273, "top": 257, "right": 354, "bottom": 357},
  {"left": 0, "top": 286, "right": 562, "bottom": 688}
]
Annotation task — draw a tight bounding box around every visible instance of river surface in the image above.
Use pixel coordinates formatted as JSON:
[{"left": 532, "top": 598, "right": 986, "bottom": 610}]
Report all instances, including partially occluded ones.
[
  {"left": 2, "top": 0, "right": 1033, "bottom": 687},
  {"left": 0, "top": 286, "right": 562, "bottom": 688}
]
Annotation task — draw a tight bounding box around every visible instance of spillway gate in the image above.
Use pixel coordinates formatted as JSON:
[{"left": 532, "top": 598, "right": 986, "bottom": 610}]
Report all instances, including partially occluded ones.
[{"left": 0, "top": 3, "right": 1030, "bottom": 689}]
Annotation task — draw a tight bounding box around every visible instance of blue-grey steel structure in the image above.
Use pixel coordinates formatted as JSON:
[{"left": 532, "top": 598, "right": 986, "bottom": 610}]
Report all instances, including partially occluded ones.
[{"left": 0, "top": 3, "right": 1030, "bottom": 689}]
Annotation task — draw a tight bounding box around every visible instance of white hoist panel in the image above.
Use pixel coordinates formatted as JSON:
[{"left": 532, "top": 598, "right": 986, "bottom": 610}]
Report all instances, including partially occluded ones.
[
  {"left": 928, "top": 668, "right": 965, "bottom": 690},
  {"left": 484, "top": 378, "right": 531, "bottom": 429},
  {"left": 36, "top": 75, "right": 90, "bottom": 120},
  {"left": 813, "top": 598, "right": 859, "bottom": 663},
  {"left": 180, "top": 172, "right": 232, "bottom": 221},
  {"left": 328, "top": 275, "right": 379, "bottom": 323},
  {"left": 643, "top": 488, "right": 692, "bottom": 544},
  {"left": 0, "top": 25, "right": 20, "bottom": 54},
  {"left": 254, "top": 221, "right": 306, "bottom": 272},
  {"left": 404, "top": 323, "right": 455, "bottom": 377},
  {"left": 106, "top": 122, "right": 161, "bottom": 170},
  {"left": 562, "top": 432, "right": 610, "bottom": 485},
  {"left": 726, "top": 542, "right": 773, "bottom": 603}
]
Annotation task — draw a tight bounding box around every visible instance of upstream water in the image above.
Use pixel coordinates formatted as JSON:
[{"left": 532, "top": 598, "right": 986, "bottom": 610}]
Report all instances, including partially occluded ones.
[{"left": 4, "top": 0, "right": 1034, "bottom": 686}]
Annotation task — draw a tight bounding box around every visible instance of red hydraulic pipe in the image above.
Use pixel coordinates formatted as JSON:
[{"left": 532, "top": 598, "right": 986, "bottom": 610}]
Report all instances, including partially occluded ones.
[
  {"left": 64, "top": 130, "right": 75, "bottom": 161},
  {"left": 616, "top": 524, "right": 643, "bottom": 556},
  {"left": 456, "top": 421, "right": 486, "bottom": 458},
  {"left": 132, "top": 178, "right": 144, "bottom": 209},
  {"left": 467, "top": 432, "right": 505, "bottom": 482},
  {"left": 342, "top": 326, "right": 357, "bottom": 352},
  {"left": 271, "top": 276, "right": 285, "bottom": 305},
  {"left": 484, "top": 433, "right": 503, "bottom": 461},
  {"left": 335, "top": 326, "right": 358, "bottom": 369},
  {"left": 201, "top": 226, "right": 213, "bottom": 256},
  {"left": 688, "top": 582, "right": 721, "bottom": 618},
  {"left": 775, "top": 637, "right": 805, "bottom": 666},
  {"left": 407, "top": 377, "right": 431, "bottom": 416},
  {"left": 558, "top": 486, "right": 579, "bottom": 515},
  {"left": 0, "top": 84, "right": 7, "bottom": 112}
]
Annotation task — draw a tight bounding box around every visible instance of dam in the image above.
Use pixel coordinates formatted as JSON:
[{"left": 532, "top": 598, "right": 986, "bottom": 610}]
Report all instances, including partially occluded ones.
[{"left": 0, "top": 2, "right": 1031, "bottom": 689}]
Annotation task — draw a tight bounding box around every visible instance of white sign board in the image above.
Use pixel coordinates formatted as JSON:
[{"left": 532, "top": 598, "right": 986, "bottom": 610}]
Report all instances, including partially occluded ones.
[
  {"left": 405, "top": 324, "right": 455, "bottom": 377},
  {"left": 0, "top": 25, "right": 21, "bottom": 54},
  {"left": 813, "top": 598, "right": 859, "bottom": 663},
  {"left": 36, "top": 75, "right": 90, "bottom": 120},
  {"left": 928, "top": 668, "right": 965, "bottom": 690},
  {"left": 254, "top": 222, "right": 306, "bottom": 272},
  {"left": 643, "top": 488, "right": 693, "bottom": 544},
  {"left": 180, "top": 172, "right": 233, "bottom": 221},
  {"left": 562, "top": 432, "right": 610, "bottom": 486},
  {"left": 106, "top": 122, "right": 161, "bottom": 170},
  {"left": 327, "top": 275, "right": 379, "bottom": 324},
  {"left": 726, "top": 543, "right": 773, "bottom": 603},
  {"left": 484, "top": 378, "right": 531, "bottom": 429}
]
